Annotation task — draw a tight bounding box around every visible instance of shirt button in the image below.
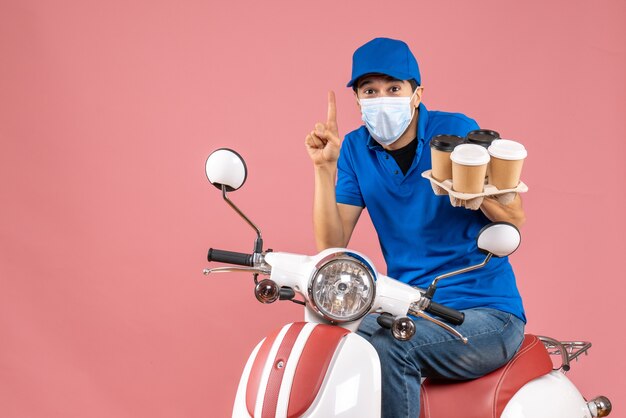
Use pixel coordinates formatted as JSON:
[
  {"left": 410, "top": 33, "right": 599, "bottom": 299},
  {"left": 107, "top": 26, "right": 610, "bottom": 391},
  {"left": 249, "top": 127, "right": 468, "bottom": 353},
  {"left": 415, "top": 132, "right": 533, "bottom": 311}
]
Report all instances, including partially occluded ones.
[
  {"left": 394, "top": 170, "right": 399, "bottom": 175},
  {"left": 385, "top": 155, "right": 389, "bottom": 159}
]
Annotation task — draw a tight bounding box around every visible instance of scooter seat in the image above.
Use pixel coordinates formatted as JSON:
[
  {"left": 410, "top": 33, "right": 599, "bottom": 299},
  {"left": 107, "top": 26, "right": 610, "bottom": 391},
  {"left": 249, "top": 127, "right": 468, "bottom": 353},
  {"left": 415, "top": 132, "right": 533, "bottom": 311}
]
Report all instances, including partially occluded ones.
[{"left": 419, "top": 334, "right": 553, "bottom": 418}]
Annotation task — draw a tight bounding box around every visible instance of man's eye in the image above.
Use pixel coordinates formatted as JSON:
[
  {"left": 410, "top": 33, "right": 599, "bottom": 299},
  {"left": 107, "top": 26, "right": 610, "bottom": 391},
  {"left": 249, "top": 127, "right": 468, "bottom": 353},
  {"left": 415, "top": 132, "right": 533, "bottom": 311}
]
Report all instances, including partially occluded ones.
[
  {"left": 390, "top": 86, "right": 401, "bottom": 92},
  {"left": 363, "top": 89, "right": 375, "bottom": 95}
]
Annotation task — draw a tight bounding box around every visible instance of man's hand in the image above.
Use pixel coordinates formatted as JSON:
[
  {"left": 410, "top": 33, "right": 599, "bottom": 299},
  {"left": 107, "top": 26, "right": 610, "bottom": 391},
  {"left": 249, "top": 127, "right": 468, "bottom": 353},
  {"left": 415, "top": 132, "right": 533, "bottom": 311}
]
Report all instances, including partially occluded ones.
[
  {"left": 305, "top": 91, "right": 342, "bottom": 168},
  {"left": 480, "top": 193, "right": 526, "bottom": 229}
]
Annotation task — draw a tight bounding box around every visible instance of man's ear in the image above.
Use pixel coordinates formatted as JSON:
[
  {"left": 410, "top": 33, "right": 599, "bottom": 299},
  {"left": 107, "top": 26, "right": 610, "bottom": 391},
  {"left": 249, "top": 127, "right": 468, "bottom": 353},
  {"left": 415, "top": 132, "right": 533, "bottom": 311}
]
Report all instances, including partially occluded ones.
[{"left": 413, "top": 86, "right": 424, "bottom": 108}]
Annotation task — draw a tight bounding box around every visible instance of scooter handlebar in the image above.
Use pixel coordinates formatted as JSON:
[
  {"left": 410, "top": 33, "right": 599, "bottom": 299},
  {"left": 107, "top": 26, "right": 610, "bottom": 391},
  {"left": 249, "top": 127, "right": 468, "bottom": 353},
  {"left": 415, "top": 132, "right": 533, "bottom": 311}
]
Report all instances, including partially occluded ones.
[
  {"left": 207, "top": 248, "right": 254, "bottom": 266},
  {"left": 425, "top": 301, "right": 465, "bottom": 326}
]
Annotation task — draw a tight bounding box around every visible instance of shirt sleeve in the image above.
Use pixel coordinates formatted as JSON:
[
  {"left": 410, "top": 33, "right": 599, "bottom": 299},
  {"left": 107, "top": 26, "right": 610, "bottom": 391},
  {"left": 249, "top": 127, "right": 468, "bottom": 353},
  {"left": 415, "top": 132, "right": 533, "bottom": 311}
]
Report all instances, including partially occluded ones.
[
  {"left": 335, "top": 139, "right": 365, "bottom": 208},
  {"left": 450, "top": 114, "right": 480, "bottom": 136},
  {"left": 465, "top": 116, "right": 480, "bottom": 133}
]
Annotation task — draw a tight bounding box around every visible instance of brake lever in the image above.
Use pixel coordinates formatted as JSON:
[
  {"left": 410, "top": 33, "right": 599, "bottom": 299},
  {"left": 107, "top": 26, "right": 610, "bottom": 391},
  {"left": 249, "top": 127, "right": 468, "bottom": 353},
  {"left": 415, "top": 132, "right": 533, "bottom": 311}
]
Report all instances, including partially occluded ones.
[
  {"left": 202, "top": 266, "right": 270, "bottom": 275},
  {"left": 409, "top": 307, "right": 468, "bottom": 344}
]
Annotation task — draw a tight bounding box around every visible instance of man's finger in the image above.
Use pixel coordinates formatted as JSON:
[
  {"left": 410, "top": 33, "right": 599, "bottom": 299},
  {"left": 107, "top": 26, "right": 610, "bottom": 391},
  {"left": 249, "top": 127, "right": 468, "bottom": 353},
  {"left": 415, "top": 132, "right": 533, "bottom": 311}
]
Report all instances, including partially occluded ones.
[
  {"left": 306, "top": 131, "right": 325, "bottom": 148},
  {"left": 315, "top": 122, "right": 326, "bottom": 135},
  {"left": 327, "top": 91, "right": 337, "bottom": 126}
]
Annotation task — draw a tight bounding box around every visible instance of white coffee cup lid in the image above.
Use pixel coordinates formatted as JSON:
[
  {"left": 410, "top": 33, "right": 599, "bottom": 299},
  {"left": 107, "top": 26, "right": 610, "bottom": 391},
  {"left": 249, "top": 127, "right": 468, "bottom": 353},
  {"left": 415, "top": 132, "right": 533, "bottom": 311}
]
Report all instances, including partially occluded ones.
[
  {"left": 450, "top": 144, "right": 490, "bottom": 166},
  {"left": 488, "top": 139, "right": 528, "bottom": 160}
]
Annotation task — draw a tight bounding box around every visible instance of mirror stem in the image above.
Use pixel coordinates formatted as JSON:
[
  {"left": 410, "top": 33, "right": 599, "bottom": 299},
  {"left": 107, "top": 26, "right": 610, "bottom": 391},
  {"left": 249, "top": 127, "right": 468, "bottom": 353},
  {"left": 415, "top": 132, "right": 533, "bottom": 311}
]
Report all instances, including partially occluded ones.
[
  {"left": 425, "top": 253, "right": 493, "bottom": 299},
  {"left": 222, "top": 186, "right": 263, "bottom": 252}
]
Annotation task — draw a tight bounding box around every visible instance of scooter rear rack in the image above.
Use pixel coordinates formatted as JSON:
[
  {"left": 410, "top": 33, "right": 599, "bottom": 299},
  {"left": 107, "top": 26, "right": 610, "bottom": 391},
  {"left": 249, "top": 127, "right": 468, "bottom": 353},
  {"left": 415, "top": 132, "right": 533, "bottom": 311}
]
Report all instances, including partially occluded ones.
[{"left": 538, "top": 336, "right": 592, "bottom": 372}]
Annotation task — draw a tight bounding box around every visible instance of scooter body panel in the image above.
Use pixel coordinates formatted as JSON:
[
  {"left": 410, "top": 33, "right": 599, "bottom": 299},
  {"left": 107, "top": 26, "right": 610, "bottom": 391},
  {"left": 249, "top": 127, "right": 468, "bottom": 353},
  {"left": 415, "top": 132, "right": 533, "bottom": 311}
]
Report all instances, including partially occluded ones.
[
  {"left": 501, "top": 370, "right": 592, "bottom": 418},
  {"left": 232, "top": 322, "right": 381, "bottom": 418},
  {"left": 233, "top": 340, "right": 263, "bottom": 418},
  {"left": 301, "top": 331, "right": 381, "bottom": 418}
]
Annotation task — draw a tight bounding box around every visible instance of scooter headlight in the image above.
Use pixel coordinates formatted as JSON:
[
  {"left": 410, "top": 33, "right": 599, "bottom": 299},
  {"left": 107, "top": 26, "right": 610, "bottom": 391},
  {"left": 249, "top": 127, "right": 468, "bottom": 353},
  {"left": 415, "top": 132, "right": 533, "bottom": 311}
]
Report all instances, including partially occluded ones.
[{"left": 308, "top": 252, "right": 376, "bottom": 323}]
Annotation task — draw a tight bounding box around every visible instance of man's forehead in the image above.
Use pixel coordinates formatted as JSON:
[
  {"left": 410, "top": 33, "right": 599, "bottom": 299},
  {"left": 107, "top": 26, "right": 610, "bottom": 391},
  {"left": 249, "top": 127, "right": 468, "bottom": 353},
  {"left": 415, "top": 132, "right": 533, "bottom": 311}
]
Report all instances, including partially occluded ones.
[{"left": 357, "top": 74, "right": 409, "bottom": 87}]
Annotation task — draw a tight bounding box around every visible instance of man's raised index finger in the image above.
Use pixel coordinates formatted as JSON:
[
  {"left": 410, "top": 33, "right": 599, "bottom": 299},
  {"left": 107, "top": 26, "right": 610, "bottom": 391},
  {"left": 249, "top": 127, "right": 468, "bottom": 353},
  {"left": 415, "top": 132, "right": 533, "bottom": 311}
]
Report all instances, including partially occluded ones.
[{"left": 327, "top": 91, "right": 337, "bottom": 125}]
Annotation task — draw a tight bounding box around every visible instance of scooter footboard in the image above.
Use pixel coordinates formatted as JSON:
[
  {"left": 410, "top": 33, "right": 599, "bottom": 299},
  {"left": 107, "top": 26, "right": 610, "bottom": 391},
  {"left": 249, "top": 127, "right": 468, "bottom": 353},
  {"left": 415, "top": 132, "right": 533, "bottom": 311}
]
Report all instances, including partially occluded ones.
[{"left": 232, "top": 322, "right": 381, "bottom": 418}]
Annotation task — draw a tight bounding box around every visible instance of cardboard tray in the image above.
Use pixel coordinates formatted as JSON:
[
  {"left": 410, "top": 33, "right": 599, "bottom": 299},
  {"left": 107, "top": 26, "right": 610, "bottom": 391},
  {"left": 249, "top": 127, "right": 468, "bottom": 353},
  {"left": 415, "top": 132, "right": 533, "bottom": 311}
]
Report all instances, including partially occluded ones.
[{"left": 421, "top": 170, "right": 528, "bottom": 210}]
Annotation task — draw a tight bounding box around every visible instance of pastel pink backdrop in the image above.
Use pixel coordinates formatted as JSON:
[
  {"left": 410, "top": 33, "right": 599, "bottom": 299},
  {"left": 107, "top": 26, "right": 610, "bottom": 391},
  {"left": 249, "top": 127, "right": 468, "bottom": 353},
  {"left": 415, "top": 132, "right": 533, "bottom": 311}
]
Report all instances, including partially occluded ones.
[{"left": 1, "top": 0, "right": 624, "bottom": 417}]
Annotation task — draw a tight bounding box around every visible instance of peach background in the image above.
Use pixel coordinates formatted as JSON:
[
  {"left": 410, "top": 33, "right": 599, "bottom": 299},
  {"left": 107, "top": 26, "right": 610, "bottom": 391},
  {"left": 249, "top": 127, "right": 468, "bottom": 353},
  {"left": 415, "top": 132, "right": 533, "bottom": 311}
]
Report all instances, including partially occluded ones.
[{"left": 1, "top": 0, "right": 624, "bottom": 417}]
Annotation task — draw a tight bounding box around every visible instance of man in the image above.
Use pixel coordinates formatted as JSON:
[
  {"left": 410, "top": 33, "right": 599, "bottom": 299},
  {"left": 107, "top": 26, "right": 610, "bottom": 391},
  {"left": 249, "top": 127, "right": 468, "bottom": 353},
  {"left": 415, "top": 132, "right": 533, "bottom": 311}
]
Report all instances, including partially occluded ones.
[{"left": 305, "top": 37, "right": 526, "bottom": 417}]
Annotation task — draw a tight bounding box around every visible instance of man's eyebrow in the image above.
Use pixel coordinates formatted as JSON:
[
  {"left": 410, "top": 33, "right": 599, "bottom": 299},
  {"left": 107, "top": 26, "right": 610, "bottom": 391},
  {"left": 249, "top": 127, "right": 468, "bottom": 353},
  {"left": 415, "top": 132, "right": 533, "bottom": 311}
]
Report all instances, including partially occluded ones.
[
  {"left": 358, "top": 76, "right": 404, "bottom": 89},
  {"left": 358, "top": 79, "right": 374, "bottom": 89}
]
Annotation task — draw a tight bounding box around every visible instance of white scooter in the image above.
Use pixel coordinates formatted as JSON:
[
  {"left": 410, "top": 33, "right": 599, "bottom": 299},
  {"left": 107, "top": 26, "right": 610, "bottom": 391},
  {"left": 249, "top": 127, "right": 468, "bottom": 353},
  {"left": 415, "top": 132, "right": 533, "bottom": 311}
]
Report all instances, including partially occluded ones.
[{"left": 203, "top": 148, "right": 612, "bottom": 418}]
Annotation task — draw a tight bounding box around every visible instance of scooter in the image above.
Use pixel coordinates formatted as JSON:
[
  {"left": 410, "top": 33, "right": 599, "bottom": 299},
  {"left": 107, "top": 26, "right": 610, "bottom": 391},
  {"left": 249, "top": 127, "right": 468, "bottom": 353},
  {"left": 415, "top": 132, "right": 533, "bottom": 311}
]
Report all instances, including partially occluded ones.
[{"left": 203, "top": 148, "right": 612, "bottom": 418}]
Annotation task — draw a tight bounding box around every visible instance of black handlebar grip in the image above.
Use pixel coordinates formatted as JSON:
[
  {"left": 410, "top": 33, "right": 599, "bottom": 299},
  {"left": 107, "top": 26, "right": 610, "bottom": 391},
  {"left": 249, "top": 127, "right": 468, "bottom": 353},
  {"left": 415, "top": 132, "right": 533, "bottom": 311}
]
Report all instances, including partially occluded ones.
[
  {"left": 425, "top": 302, "right": 465, "bottom": 326},
  {"left": 207, "top": 248, "right": 254, "bottom": 266}
]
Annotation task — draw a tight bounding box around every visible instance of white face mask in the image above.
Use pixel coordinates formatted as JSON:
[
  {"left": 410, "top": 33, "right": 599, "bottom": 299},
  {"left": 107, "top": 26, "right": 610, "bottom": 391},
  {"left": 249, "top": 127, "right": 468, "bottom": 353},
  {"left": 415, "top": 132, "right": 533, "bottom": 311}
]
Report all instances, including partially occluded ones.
[{"left": 359, "top": 90, "right": 418, "bottom": 146}]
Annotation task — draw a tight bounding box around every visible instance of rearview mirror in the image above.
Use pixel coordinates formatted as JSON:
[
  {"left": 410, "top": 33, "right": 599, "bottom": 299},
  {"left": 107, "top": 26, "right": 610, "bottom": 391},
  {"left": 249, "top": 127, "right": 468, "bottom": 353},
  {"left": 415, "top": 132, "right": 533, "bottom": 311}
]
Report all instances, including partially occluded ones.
[
  {"left": 205, "top": 148, "right": 247, "bottom": 191},
  {"left": 476, "top": 222, "right": 521, "bottom": 257}
]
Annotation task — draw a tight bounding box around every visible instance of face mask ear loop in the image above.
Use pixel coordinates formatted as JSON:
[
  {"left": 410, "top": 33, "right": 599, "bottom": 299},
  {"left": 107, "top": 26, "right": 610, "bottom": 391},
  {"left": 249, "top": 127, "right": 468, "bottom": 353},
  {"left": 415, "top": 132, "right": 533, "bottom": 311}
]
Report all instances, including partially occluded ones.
[{"left": 409, "top": 88, "right": 419, "bottom": 121}]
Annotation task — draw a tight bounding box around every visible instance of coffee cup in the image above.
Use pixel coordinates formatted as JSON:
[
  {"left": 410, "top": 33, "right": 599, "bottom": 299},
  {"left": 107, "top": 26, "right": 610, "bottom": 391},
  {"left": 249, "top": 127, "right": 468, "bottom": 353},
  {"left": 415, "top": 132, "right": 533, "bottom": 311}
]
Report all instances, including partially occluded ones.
[
  {"left": 467, "top": 129, "right": 500, "bottom": 181},
  {"left": 450, "top": 144, "right": 490, "bottom": 193},
  {"left": 466, "top": 129, "right": 500, "bottom": 148},
  {"left": 487, "top": 139, "right": 527, "bottom": 190},
  {"left": 430, "top": 135, "right": 465, "bottom": 181}
]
